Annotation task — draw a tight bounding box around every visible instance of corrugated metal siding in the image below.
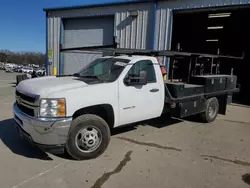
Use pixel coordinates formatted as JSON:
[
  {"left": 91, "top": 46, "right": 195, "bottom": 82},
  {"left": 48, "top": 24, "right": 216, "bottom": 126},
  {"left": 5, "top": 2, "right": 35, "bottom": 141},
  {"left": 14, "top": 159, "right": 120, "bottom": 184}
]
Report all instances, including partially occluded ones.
[
  {"left": 115, "top": 9, "right": 152, "bottom": 49},
  {"left": 47, "top": 3, "right": 153, "bottom": 75},
  {"left": 159, "top": 0, "right": 250, "bottom": 10},
  {"left": 47, "top": 17, "right": 60, "bottom": 75},
  {"left": 154, "top": 6, "right": 172, "bottom": 73},
  {"left": 154, "top": 8, "right": 172, "bottom": 51}
]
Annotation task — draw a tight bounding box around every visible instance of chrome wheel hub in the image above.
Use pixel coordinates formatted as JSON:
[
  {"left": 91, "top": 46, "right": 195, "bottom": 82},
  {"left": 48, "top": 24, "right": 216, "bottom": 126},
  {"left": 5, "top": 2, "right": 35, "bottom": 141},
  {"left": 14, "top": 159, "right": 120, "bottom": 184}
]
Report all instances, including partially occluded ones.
[
  {"left": 75, "top": 126, "right": 102, "bottom": 153},
  {"left": 208, "top": 102, "right": 216, "bottom": 118}
]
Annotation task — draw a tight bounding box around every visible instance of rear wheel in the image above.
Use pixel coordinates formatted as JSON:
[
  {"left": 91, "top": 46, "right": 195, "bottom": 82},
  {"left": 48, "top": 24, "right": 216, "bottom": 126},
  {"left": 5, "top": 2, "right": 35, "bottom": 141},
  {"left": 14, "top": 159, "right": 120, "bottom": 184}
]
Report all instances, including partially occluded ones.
[
  {"left": 66, "top": 114, "right": 110, "bottom": 160},
  {"left": 200, "top": 97, "right": 219, "bottom": 123}
]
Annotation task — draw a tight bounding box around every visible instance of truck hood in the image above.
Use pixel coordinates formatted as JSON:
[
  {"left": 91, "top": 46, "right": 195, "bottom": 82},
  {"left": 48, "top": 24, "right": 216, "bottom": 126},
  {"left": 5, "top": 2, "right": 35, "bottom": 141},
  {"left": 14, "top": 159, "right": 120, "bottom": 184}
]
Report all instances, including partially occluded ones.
[{"left": 16, "top": 76, "right": 88, "bottom": 97}]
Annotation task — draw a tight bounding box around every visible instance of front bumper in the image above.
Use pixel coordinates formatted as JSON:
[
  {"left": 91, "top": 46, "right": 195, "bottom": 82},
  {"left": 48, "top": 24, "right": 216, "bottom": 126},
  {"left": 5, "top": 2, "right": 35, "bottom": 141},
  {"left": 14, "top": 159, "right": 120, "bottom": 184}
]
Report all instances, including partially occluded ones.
[{"left": 13, "top": 103, "right": 72, "bottom": 153}]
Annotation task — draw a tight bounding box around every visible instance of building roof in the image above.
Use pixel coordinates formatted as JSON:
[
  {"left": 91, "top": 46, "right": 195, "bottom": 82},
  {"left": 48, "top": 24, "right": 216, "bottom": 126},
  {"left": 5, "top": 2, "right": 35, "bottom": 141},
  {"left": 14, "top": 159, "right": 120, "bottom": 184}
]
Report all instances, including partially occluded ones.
[{"left": 43, "top": 0, "right": 154, "bottom": 12}]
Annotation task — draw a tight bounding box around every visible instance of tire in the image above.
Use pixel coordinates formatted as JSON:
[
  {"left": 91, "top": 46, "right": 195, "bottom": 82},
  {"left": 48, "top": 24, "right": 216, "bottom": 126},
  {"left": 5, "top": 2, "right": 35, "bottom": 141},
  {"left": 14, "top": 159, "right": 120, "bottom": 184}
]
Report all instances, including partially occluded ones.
[
  {"left": 23, "top": 74, "right": 27, "bottom": 80},
  {"left": 200, "top": 97, "right": 219, "bottom": 123},
  {"left": 17, "top": 74, "right": 26, "bottom": 84},
  {"left": 19, "top": 75, "right": 23, "bottom": 83},
  {"left": 16, "top": 75, "right": 20, "bottom": 85},
  {"left": 66, "top": 114, "right": 110, "bottom": 160},
  {"left": 22, "top": 74, "right": 28, "bottom": 81}
]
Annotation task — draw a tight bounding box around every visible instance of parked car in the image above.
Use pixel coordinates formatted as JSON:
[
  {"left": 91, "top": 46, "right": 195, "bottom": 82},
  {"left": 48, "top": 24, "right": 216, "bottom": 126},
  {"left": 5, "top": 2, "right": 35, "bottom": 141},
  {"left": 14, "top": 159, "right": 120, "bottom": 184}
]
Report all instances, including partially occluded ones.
[
  {"left": 18, "top": 67, "right": 23, "bottom": 72},
  {"left": 16, "top": 70, "right": 45, "bottom": 85},
  {"left": 5, "top": 66, "right": 14, "bottom": 73},
  {"left": 13, "top": 66, "right": 22, "bottom": 72},
  {"left": 35, "top": 69, "right": 46, "bottom": 76},
  {"left": 21, "top": 67, "right": 33, "bottom": 74}
]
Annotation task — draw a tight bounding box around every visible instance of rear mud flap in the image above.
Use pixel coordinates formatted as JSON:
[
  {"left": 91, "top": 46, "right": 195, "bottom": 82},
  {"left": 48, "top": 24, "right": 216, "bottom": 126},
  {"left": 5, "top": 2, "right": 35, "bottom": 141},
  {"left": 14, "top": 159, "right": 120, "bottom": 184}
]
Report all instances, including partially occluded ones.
[{"left": 218, "top": 95, "right": 228, "bottom": 115}]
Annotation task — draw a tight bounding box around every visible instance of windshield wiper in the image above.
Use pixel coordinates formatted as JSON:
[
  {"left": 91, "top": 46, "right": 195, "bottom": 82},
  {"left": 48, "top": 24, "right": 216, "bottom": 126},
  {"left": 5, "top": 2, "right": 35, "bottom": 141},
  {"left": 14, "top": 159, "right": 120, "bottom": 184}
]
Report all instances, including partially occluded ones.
[
  {"left": 56, "top": 73, "right": 80, "bottom": 77},
  {"left": 79, "top": 75, "right": 99, "bottom": 79},
  {"left": 73, "top": 73, "right": 80, "bottom": 77}
]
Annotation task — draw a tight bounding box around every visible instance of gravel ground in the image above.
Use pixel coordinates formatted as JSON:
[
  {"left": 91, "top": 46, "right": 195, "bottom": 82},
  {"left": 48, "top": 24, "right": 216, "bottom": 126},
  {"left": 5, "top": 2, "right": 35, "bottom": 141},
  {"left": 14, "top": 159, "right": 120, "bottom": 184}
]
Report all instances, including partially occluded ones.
[{"left": 0, "top": 70, "right": 250, "bottom": 188}]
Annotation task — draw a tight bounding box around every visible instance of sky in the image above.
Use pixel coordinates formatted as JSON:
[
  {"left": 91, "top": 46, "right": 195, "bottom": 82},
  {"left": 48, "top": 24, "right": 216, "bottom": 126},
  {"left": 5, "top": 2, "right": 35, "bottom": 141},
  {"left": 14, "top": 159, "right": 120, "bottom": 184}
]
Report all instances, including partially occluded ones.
[{"left": 0, "top": 0, "right": 126, "bottom": 53}]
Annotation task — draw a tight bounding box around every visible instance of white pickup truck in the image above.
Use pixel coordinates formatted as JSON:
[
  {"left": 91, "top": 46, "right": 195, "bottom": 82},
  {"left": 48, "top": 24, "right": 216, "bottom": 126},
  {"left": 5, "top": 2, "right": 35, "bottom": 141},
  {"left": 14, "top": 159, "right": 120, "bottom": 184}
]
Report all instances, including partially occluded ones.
[{"left": 13, "top": 50, "right": 239, "bottom": 160}]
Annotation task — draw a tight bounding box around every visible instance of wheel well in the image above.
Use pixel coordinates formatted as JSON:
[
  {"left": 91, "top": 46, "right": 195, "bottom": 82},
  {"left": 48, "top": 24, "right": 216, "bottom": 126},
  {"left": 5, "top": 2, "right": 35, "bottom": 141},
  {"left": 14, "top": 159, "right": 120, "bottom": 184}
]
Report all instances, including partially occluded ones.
[
  {"left": 72, "top": 104, "right": 115, "bottom": 129},
  {"left": 214, "top": 95, "right": 228, "bottom": 115}
]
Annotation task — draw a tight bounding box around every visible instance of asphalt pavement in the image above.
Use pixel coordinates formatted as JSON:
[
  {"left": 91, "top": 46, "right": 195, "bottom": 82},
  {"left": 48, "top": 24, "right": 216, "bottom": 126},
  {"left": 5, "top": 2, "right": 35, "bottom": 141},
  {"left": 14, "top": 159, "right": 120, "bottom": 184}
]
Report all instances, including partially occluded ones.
[{"left": 0, "top": 70, "right": 250, "bottom": 188}]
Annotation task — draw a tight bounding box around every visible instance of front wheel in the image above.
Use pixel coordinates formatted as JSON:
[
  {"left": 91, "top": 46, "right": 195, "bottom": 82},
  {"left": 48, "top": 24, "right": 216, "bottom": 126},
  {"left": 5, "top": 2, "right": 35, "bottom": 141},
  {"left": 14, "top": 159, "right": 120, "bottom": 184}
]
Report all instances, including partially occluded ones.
[
  {"left": 66, "top": 114, "right": 110, "bottom": 160},
  {"left": 200, "top": 97, "right": 219, "bottom": 123},
  {"left": 16, "top": 75, "right": 20, "bottom": 85}
]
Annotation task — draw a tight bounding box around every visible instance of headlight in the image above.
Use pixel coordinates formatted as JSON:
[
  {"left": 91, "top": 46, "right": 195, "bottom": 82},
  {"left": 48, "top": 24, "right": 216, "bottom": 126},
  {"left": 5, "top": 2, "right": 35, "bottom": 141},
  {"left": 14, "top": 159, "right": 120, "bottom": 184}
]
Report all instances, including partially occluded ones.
[{"left": 39, "top": 98, "right": 66, "bottom": 117}]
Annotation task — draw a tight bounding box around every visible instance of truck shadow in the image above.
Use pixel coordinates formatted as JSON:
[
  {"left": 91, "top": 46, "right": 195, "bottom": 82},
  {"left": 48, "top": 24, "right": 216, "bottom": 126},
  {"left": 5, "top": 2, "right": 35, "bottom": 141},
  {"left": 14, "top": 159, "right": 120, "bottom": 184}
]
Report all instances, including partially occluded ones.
[
  {"left": 0, "top": 118, "right": 53, "bottom": 160},
  {"left": 111, "top": 114, "right": 184, "bottom": 136}
]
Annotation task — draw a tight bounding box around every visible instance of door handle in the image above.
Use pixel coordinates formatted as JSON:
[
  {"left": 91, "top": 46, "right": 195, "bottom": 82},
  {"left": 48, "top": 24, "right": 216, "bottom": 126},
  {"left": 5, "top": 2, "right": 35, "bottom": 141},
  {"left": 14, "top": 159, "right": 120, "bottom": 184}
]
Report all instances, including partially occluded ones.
[{"left": 150, "top": 88, "right": 159, "bottom": 92}]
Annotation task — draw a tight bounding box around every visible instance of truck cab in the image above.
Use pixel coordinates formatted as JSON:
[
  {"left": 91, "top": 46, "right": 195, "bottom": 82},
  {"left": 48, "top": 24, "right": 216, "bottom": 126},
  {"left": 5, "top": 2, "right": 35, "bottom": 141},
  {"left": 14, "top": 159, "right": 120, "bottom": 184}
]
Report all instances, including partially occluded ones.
[{"left": 14, "top": 55, "right": 167, "bottom": 160}]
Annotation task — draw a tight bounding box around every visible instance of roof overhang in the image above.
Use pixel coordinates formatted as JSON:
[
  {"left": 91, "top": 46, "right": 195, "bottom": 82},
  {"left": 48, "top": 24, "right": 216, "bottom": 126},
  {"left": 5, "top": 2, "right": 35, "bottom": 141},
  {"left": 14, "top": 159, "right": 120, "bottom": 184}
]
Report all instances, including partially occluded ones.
[{"left": 43, "top": 0, "right": 155, "bottom": 12}]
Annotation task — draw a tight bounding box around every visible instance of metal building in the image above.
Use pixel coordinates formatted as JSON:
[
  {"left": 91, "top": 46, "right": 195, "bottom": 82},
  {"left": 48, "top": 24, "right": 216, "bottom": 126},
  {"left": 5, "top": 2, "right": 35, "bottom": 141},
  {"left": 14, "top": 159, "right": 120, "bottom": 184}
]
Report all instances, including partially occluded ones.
[
  {"left": 44, "top": 1, "right": 151, "bottom": 75},
  {"left": 44, "top": 0, "right": 250, "bottom": 75}
]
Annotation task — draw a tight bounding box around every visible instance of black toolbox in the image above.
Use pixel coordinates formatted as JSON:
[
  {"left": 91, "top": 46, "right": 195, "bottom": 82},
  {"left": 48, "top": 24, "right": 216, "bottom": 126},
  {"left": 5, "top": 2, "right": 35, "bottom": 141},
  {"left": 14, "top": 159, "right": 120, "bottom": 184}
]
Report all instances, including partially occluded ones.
[
  {"left": 224, "top": 75, "right": 237, "bottom": 90},
  {"left": 170, "top": 97, "right": 206, "bottom": 118},
  {"left": 165, "top": 82, "right": 184, "bottom": 98},
  {"left": 180, "top": 98, "right": 206, "bottom": 118},
  {"left": 183, "top": 84, "right": 204, "bottom": 97},
  {"left": 165, "top": 82, "right": 204, "bottom": 98},
  {"left": 190, "top": 75, "right": 227, "bottom": 93}
]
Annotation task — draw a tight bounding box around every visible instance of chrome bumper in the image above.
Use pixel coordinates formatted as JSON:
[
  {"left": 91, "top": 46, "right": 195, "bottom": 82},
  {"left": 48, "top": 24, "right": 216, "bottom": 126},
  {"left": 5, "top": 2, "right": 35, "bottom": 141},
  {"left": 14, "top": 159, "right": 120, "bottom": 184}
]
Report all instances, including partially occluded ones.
[{"left": 13, "top": 103, "right": 72, "bottom": 147}]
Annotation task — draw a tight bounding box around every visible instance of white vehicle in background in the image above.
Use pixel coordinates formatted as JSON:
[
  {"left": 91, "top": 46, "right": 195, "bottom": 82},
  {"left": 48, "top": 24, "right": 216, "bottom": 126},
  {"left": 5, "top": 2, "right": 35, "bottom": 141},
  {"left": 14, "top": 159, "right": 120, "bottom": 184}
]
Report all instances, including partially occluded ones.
[
  {"left": 22, "top": 67, "right": 33, "bottom": 74},
  {"left": 4, "top": 64, "right": 14, "bottom": 70},
  {"left": 5, "top": 66, "right": 14, "bottom": 73},
  {"left": 32, "top": 64, "right": 39, "bottom": 68},
  {"left": 35, "top": 69, "right": 46, "bottom": 76},
  {"left": 0, "top": 62, "right": 5, "bottom": 70}
]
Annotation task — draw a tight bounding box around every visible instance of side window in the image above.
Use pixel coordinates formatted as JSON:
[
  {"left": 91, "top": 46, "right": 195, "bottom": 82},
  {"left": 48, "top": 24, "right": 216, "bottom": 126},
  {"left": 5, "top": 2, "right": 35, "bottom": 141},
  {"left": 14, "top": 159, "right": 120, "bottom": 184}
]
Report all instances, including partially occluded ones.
[{"left": 127, "top": 60, "right": 156, "bottom": 83}]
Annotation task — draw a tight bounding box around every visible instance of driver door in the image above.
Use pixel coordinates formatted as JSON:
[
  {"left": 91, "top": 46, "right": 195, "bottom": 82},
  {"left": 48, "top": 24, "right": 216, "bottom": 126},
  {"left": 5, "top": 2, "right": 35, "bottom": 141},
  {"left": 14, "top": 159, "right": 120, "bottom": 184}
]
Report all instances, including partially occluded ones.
[{"left": 118, "top": 60, "right": 162, "bottom": 126}]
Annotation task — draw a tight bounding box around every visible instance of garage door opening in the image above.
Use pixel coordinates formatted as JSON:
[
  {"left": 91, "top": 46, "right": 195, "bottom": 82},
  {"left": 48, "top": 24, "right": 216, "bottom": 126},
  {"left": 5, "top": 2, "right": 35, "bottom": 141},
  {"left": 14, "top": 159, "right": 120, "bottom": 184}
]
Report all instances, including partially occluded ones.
[
  {"left": 171, "top": 6, "right": 250, "bottom": 105},
  {"left": 62, "top": 16, "right": 115, "bottom": 75}
]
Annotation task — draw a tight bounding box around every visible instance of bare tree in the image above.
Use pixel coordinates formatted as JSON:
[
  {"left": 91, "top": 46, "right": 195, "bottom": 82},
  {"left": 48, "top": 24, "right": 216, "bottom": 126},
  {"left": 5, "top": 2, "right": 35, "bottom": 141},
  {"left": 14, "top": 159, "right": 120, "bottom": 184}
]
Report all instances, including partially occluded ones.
[
  {"left": 0, "top": 49, "right": 45, "bottom": 66},
  {"left": 0, "top": 52, "right": 7, "bottom": 62}
]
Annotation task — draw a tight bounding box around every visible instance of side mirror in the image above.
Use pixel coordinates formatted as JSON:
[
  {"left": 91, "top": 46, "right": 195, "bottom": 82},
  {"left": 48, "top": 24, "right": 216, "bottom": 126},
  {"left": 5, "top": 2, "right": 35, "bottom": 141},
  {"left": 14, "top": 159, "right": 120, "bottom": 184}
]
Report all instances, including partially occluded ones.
[
  {"left": 124, "top": 71, "right": 147, "bottom": 86},
  {"left": 138, "top": 70, "right": 147, "bottom": 85}
]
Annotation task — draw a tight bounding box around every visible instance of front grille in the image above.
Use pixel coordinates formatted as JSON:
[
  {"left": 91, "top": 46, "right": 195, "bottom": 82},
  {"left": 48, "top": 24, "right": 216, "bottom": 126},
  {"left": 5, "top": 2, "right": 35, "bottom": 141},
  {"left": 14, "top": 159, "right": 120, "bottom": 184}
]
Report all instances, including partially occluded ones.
[
  {"left": 16, "top": 90, "right": 37, "bottom": 103},
  {"left": 17, "top": 102, "right": 35, "bottom": 117}
]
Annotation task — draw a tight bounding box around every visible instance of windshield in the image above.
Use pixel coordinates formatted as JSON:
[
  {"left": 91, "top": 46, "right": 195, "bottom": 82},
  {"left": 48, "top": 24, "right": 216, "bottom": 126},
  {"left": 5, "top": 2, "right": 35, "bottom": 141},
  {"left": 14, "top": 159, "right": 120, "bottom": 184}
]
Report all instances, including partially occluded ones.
[{"left": 74, "top": 57, "right": 130, "bottom": 82}]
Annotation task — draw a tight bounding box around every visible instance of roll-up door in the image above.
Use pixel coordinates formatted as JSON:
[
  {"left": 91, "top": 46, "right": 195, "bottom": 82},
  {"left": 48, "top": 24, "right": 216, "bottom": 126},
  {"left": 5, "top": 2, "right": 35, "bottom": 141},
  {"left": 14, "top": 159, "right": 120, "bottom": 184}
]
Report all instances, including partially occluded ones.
[{"left": 62, "top": 16, "right": 114, "bottom": 74}]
